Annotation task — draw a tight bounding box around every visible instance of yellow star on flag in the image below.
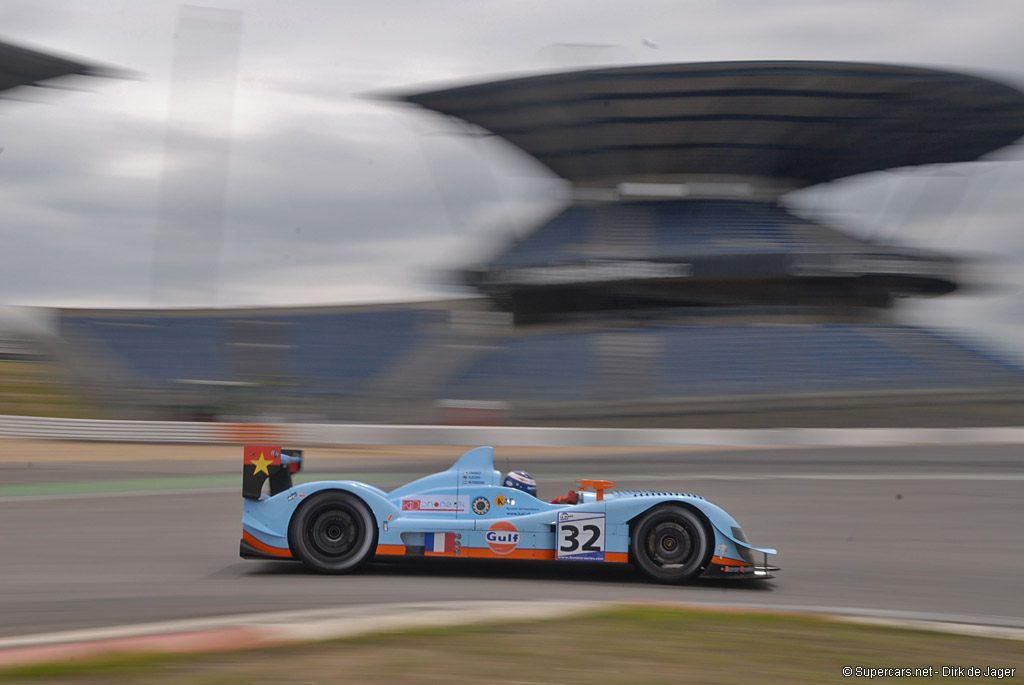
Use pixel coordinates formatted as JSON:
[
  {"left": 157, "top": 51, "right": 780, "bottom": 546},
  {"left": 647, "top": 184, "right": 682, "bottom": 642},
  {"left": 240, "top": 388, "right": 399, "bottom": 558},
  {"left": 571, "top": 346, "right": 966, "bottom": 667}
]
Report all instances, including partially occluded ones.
[{"left": 250, "top": 452, "right": 274, "bottom": 476}]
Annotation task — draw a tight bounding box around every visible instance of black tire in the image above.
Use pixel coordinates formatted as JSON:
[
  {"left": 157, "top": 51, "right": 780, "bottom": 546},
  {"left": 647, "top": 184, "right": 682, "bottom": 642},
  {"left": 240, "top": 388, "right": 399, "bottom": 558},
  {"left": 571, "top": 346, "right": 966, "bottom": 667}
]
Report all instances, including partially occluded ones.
[
  {"left": 630, "top": 505, "right": 709, "bottom": 584},
  {"left": 288, "top": 491, "right": 378, "bottom": 574}
]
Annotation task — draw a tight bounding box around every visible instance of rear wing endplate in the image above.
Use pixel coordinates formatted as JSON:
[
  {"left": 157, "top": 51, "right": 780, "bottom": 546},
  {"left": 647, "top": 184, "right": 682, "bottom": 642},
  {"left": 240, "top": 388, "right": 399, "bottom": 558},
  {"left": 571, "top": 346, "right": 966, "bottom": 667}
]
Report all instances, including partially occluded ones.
[{"left": 242, "top": 445, "right": 303, "bottom": 500}]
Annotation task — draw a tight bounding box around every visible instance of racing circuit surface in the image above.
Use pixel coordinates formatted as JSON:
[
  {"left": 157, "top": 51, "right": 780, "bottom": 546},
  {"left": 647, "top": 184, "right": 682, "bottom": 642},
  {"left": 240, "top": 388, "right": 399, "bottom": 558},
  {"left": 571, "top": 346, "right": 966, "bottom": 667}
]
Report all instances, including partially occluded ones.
[{"left": 1, "top": 441, "right": 1023, "bottom": 639}]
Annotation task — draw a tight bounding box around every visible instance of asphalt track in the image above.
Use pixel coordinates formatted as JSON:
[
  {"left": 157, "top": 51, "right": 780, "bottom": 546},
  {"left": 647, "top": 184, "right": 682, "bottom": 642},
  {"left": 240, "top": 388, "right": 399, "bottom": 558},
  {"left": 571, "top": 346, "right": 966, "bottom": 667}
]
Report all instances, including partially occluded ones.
[{"left": 1, "top": 441, "right": 1023, "bottom": 639}]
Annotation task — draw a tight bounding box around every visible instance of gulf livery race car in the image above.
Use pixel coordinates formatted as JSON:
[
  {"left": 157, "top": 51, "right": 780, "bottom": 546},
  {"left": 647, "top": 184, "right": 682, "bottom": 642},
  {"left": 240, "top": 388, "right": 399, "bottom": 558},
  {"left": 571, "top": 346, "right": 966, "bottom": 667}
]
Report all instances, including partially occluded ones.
[{"left": 240, "top": 445, "right": 778, "bottom": 583}]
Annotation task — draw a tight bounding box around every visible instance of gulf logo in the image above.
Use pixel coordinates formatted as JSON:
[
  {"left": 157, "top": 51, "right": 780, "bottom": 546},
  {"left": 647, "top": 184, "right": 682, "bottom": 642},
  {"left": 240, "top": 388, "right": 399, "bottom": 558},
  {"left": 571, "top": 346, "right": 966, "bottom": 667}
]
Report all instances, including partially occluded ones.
[{"left": 485, "top": 521, "right": 521, "bottom": 555}]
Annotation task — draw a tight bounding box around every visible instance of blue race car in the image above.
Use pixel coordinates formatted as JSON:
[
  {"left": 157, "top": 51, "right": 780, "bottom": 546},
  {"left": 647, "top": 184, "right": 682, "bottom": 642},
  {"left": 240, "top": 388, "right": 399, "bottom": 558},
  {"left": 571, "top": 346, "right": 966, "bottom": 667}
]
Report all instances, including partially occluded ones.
[{"left": 239, "top": 445, "right": 777, "bottom": 583}]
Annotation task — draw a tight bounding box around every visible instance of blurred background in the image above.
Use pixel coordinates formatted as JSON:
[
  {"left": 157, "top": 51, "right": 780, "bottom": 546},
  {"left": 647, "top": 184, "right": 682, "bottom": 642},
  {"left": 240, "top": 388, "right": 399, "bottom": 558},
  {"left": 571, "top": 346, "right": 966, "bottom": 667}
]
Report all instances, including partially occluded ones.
[{"left": 2, "top": 0, "right": 1024, "bottom": 428}]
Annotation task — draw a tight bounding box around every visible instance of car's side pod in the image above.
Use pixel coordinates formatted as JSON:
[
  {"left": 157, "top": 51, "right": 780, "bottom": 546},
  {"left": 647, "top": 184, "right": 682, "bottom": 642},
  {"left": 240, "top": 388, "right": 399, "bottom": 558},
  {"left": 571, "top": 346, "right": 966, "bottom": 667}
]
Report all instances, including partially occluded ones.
[{"left": 242, "top": 444, "right": 303, "bottom": 500}]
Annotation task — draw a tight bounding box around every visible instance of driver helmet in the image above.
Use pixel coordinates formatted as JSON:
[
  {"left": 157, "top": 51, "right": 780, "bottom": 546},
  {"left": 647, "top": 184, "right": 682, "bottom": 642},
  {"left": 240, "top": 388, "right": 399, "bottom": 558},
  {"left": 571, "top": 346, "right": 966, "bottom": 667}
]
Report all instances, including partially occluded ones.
[{"left": 503, "top": 470, "right": 537, "bottom": 496}]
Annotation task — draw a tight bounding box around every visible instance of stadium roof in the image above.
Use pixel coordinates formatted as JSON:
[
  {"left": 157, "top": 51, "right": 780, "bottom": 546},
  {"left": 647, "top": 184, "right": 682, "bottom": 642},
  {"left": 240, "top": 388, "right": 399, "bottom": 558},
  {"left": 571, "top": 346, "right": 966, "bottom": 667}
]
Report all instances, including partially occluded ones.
[
  {"left": 398, "top": 61, "right": 1024, "bottom": 189},
  {"left": 0, "top": 39, "right": 114, "bottom": 95}
]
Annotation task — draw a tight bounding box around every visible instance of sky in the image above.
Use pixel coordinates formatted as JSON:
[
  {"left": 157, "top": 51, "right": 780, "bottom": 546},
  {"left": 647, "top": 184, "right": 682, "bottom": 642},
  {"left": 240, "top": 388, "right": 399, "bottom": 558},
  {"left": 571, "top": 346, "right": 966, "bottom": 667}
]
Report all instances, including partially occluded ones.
[{"left": 2, "top": 0, "right": 1024, "bottom": 354}]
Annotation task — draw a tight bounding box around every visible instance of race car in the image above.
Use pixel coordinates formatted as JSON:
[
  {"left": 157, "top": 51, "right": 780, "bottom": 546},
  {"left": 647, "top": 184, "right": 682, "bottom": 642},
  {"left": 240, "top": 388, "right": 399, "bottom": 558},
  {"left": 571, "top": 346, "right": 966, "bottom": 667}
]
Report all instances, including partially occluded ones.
[{"left": 239, "top": 445, "right": 777, "bottom": 583}]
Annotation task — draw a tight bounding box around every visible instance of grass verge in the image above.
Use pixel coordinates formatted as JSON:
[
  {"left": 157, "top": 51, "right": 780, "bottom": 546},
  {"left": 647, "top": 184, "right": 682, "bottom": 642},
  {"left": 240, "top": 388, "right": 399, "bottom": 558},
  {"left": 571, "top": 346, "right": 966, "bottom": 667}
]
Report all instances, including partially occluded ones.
[
  {"left": 1, "top": 606, "right": 1021, "bottom": 684},
  {"left": 0, "top": 361, "right": 95, "bottom": 418}
]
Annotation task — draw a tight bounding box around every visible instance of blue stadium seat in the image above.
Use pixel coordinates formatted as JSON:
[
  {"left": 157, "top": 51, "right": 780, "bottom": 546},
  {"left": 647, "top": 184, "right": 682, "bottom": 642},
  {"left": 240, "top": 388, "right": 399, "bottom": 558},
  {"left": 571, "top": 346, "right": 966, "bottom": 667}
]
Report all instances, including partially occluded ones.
[
  {"left": 63, "top": 313, "right": 1024, "bottom": 408},
  {"left": 65, "top": 316, "right": 223, "bottom": 384},
  {"left": 441, "top": 332, "right": 593, "bottom": 400},
  {"left": 652, "top": 200, "right": 812, "bottom": 257},
  {"left": 490, "top": 200, "right": 825, "bottom": 268},
  {"left": 285, "top": 309, "right": 431, "bottom": 394},
  {"left": 64, "top": 308, "right": 435, "bottom": 395},
  {"left": 441, "top": 323, "right": 1024, "bottom": 402}
]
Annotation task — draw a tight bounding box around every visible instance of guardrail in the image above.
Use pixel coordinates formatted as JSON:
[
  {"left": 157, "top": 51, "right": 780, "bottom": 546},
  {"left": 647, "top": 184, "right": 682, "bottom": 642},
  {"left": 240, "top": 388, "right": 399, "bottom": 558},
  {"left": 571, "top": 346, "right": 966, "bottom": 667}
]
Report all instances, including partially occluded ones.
[
  {"left": 0, "top": 416, "right": 286, "bottom": 444},
  {"left": 1, "top": 415, "right": 1024, "bottom": 447}
]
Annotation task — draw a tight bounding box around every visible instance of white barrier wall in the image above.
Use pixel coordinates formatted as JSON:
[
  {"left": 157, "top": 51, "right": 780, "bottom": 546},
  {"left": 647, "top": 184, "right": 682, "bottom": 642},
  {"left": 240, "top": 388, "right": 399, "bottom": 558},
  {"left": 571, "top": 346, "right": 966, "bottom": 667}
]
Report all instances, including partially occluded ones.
[{"left": 1, "top": 415, "right": 1023, "bottom": 447}]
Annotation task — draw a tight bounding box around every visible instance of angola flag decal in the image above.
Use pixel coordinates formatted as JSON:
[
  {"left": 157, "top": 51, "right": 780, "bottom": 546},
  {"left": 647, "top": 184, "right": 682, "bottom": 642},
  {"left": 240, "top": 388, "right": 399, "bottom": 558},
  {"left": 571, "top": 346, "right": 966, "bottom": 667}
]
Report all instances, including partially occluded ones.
[{"left": 242, "top": 445, "right": 283, "bottom": 500}]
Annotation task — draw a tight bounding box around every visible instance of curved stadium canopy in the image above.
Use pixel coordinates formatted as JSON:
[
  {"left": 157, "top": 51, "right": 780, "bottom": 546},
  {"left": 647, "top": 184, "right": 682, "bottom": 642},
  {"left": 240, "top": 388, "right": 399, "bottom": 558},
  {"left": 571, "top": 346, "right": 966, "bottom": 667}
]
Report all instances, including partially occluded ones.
[
  {"left": 0, "top": 39, "right": 112, "bottom": 95},
  {"left": 399, "top": 61, "right": 1024, "bottom": 189}
]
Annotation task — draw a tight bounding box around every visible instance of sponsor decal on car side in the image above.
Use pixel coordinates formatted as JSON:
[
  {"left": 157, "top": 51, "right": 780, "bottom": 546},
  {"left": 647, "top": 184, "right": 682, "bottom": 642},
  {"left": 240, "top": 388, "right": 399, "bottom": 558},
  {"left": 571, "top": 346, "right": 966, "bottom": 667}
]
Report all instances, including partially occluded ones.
[
  {"left": 472, "top": 497, "right": 490, "bottom": 515},
  {"left": 400, "top": 496, "right": 469, "bottom": 513},
  {"left": 460, "top": 470, "right": 488, "bottom": 485},
  {"left": 485, "top": 521, "right": 521, "bottom": 554}
]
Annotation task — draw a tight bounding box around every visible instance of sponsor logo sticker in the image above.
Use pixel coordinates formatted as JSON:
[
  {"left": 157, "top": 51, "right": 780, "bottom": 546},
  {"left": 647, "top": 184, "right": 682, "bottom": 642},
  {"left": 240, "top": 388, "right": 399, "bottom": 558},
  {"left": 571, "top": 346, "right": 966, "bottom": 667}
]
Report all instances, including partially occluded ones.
[
  {"left": 472, "top": 497, "right": 490, "bottom": 515},
  {"left": 400, "top": 496, "right": 468, "bottom": 513},
  {"left": 495, "top": 495, "right": 506, "bottom": 507},
  {"left": 485, "top": 521, "right": 521, "bottom": 555}
]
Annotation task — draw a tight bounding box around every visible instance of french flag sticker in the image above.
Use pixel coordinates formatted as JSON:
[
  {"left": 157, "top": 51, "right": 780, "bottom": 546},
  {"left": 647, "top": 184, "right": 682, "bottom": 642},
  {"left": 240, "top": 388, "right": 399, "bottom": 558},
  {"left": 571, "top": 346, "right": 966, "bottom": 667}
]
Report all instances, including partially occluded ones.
[{"left": 425, "top": 532, "right": 455, "bottom": 553}]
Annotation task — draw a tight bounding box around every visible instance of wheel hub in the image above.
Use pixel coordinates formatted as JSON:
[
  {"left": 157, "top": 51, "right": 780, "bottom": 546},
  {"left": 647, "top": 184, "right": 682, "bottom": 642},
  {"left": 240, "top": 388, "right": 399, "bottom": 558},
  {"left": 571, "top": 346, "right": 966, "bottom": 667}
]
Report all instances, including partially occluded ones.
[
  {"left": 650, "top": 521, "right": 693, "bottom": 566},
  {"left": 311, "top": 511, "right": 356, "bottom": 554}
]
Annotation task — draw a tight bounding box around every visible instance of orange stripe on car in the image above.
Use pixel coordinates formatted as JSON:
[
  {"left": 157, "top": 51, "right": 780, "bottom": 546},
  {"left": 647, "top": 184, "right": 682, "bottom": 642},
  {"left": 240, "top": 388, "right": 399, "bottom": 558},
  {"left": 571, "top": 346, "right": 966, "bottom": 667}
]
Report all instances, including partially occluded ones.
[
  {"left": 375, "top": 544, "right": 406, "bottom": 556},
  {"left": 711, "top": 555, "right": 751, "bottom": 567},
  {"left": 457, "top": 547, "right": 557, "bottom": 560},
  {"left": 378, "top": 545, "right": 629, "bottom": 562},
  {"left": 242, "top": 530, "right": 292, "bottom": 558}
]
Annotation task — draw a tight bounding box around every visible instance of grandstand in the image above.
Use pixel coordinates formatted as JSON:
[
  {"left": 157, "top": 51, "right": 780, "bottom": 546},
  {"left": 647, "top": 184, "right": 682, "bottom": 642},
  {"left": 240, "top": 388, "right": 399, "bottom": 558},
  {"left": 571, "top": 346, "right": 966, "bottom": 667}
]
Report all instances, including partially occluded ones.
[
  {"left": 468, "top": 198, "right": 956, "bottom": 319},
  {"left": 442, "top": 322, "right": 1024, "bottom": 401},
  {"left": 57, "top": 303, "right": 447, "bottom": 419},
  {"left": 48, "top": 61, "right": 1024, "bottom": 425},
  {"left": 53, "top": 300, "right": 1024, "bottom": 424},
  {"left": 491, "top": 200, "right": 908, "bottom": 265}
]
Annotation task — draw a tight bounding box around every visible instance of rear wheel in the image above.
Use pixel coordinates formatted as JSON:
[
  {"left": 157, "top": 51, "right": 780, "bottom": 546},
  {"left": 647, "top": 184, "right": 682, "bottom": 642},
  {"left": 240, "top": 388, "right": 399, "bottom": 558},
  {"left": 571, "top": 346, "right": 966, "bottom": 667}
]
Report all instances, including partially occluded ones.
[
  {"left": 631, "top": 505, "right": 709, "bottom": 583},
  {"left": 289, "top": 491, "right": 377, "bottom": 574}
]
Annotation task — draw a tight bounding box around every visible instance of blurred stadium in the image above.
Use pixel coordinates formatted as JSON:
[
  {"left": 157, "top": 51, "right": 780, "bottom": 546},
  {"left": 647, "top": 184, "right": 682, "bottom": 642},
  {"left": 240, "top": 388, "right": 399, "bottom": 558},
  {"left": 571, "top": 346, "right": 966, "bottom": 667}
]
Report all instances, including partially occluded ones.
[{"left": 4, "top": 52, "right": 1024, "bottom": 427}]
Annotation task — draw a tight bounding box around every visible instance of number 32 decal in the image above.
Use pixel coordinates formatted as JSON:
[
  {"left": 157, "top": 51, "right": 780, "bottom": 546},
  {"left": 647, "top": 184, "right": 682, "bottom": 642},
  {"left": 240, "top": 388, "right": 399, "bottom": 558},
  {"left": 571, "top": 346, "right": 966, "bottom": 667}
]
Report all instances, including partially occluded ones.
[{"left": 557, "top": 511, "right": 605, "bottom": 561}]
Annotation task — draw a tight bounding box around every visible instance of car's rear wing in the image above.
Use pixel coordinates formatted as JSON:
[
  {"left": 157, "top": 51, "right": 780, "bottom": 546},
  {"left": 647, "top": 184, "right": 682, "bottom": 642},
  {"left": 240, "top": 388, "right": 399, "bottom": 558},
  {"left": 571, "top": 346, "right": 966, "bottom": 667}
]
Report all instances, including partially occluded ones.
[{"left": 242, "top": 444, "right": 303, "bottom": 500}]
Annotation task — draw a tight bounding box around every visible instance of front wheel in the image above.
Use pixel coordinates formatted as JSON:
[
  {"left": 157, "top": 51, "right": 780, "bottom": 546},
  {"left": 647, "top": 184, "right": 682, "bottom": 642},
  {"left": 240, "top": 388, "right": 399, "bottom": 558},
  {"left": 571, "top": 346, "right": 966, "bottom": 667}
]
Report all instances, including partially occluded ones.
[
  {"left": 289, "top": 491, "right": 377, "bottom": 574},
  {"left": 630, "top": 505, "right": 709, "bottom": 584}
]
